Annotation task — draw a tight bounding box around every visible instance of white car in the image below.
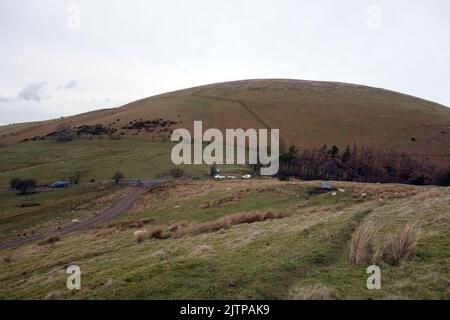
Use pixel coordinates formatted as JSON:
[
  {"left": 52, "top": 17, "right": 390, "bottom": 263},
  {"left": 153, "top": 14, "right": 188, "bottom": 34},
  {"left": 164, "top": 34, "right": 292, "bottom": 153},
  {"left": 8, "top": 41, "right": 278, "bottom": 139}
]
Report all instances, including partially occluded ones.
[
  {"left": 214, "top": 175, "right": 226, "bottom": 179},
  {"left": 242, "top": 174, "right": 252, "bottom": 179}
]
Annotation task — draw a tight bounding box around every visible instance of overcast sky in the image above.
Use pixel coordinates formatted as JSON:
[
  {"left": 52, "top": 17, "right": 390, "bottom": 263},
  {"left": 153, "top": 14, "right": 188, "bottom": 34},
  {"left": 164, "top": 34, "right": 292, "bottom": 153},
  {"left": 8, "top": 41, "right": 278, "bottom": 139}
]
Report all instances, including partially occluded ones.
[{"left": 0, "top": 0, "right": 449, "bottom": 125}]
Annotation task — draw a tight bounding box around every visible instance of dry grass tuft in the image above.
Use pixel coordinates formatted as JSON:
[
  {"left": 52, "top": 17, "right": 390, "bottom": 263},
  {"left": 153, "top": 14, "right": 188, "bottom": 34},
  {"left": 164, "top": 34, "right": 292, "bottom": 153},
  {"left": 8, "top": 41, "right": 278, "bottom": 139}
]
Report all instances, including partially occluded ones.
[
  {"left": 134, "top": 228, "right": 163, "bottom": 243},
  {"left": 179, "top": 210, "right": 284, "bottom": 236},
  {"left": 383, "top": 223, "right": 418, "bottom": 265},
  {"left": 319, "top": 228, "right": 333, "bottom": 241},
  {"left": 349, "top": 223, "right": 376, "bottom": 265},
  {"left": 289, "top": 284, "right": 333, "bottom": 300},
  {"left": 38, "top": 236, "right": 60, "bottom": 246},
  {"left": 412, "top": 188, "right": 442, "bottom": 201},
  {"left": 372, "top": 248, "right": 384, "bottom": 265},
  {"left": 168, "top": 221, "right": 188, "bottom": 232},
  {"left": 108, "top": 218, "right": 153, "bottom": 230},
  {"left": 95, "top": 227, "right": 119, "bottom": 238}
]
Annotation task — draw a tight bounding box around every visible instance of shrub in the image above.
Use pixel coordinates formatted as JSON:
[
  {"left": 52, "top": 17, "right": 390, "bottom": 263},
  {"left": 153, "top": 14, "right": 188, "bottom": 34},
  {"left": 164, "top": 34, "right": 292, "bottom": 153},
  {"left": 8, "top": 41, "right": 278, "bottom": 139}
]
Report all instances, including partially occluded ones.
[
  {"left": 170, "top": 168, "right": 184, "bottom": 178},
  {"left": 12, "top": 178, "right": 37, "bottom": 195},
  {"left": 54, "top": 124, "right": 74, "bottom": 142},
  {"left": 383, "top": 223, "right": 418, "bottom": 265},
  {"left": 69, "top": 170, "right": 86, "bottom": 185},
  {"left": 9, "top": 177, "right": 21, "bottom": 190},
  {"left": 349, "top": 223, "right": 376, "bottom": 265},
  {"left": 210, "top": 163, "right": 218, "bottom": 177},
  {"left": 112, "top": 171, "right": 124, "bottom": 184},
  {"left": 439, "top": 171, "right": 450, "bottom": 186}
]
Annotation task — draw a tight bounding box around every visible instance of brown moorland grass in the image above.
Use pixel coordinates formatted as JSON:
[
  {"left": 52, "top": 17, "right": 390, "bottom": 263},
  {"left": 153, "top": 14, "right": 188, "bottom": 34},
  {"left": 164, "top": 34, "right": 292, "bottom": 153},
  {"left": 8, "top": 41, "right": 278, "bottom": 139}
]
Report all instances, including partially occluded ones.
[
  {"left": 383, "top": 223, "right": 419, "bottom": 265},
  {"left": 107, "top": 218, "right": 153, "bottom": 230},
  {"left": 134, "top": 228, "right": 163, "bottom": 243},
  {"left": 349, "top": 223, "right": 376, "bottom": 265},
  {"left": 168, "top": 221, "right": 188, "bottom": 232},
  {"left": 348, "top": 221, "right": 419, "bottom": 266},
  {"left": 178, "top": 209, "right": 285, "bottom": 237}
]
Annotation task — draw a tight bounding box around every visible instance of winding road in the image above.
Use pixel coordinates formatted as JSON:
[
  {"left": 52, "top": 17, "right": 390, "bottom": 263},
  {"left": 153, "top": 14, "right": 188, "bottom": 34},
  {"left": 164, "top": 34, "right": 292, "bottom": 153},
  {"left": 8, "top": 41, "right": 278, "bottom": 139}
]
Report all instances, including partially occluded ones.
[{"left": 0, "top": 180, "right": 162, "bottom": 250}]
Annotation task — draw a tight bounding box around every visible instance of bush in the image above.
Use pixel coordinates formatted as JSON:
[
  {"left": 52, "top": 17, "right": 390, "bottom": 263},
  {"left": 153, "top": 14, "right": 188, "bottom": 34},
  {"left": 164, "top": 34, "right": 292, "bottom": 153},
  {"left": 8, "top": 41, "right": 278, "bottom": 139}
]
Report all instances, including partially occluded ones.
[
  {"left": 383, "top": 223, "right": 418, "bottom": 265},
  {"left": 210, "top": 163, "right": 218, "bottom": 177},
  {"left": 9, "top": 177, "right": 21, "bottom": 190},
  {"left": 10, "top": 178, "right": 37, "bottom": 195},
  {"left": 170, "top": 168, "right": 184, "bottom": 178},
  {"left": 439, "top": 171, "right": 450, "bottom": 186},
  {"left": 69, "top": 171, "right": 85, "bottom": 185},
  {"left": 54, "top": 124, "right": 74, "bottom": 142},
  {"left": 112, "top": 171, "right": 124, "bottom": 184}
]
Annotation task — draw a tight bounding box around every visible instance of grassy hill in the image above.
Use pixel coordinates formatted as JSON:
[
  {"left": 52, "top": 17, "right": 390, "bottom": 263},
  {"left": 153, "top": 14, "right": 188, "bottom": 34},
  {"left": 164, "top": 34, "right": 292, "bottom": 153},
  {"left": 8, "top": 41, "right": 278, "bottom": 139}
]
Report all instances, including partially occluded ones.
[
  {"left": 0, "top": 79, "right": 449, "bottom": 300},
  {"left": 0, "top": 179, "right": 448, "bottom": 299},
  {"left": 1, "top": 79, "right": 450, "bottom": 166}
]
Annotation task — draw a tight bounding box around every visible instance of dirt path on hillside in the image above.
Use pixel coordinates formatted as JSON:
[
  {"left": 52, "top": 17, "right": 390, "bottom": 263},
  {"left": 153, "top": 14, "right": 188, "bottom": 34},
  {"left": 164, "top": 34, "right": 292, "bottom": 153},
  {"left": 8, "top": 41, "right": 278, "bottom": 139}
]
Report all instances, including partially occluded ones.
[
  {"left": 0, "top": 183, "right": 158, "bottom": 250},
  {"left": 192, "top": 91, "right": 288, "bottom": 152}
]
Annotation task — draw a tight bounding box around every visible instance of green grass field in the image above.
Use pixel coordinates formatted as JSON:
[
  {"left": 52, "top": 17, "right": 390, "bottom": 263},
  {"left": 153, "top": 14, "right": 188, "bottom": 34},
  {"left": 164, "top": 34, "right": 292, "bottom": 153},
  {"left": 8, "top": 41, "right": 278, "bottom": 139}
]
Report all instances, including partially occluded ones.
[
  {"left": 0, "top": 138, "right": 248, "bottom": 187},
  {"left": 0, "top": 180, "right": 448, "bottom": 299}
]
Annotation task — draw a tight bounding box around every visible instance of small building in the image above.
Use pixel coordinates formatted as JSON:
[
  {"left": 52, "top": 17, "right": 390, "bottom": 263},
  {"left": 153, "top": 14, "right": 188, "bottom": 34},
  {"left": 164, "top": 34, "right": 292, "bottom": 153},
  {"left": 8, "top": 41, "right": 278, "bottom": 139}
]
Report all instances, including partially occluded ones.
[
  {"left": 322, "top": 181, "right": 332, "bottom": 190},
  {"left": 51, "top": 181, "right": 69, "bottom": 189}
]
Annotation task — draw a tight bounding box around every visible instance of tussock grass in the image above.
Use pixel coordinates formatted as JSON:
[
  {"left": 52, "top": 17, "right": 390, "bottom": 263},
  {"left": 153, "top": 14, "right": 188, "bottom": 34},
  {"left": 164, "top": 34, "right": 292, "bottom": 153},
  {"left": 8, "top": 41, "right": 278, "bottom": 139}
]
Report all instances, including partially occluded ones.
[
  {"left": 319, "top": 228, "right": 333, "bottom": 241},
  {"left": 383, "top": 223, "right": 418, "bottom": 265},
  {"left": 412, "top": 189, "right": 442, "bottom": 201},
  {"left": 178, "top": 210, "right": 285, "bottom": 236},
  {"left": 168, "top": 221, "right": 188, "bottom": 232},
  {"left": 348, "top": 221, "right": 419, "bottom": 266},
  {"left": 349, "top": 223, "right": 376, "bottom": 265},
  {"left": 134, "top": 228, "right": 163, "bottom": 243},
  {"left": 94, "top": 227, "right": 119, "bottom": 238},
  {"left": 107, "top": 218, "right": 153, "bottom": 230}
]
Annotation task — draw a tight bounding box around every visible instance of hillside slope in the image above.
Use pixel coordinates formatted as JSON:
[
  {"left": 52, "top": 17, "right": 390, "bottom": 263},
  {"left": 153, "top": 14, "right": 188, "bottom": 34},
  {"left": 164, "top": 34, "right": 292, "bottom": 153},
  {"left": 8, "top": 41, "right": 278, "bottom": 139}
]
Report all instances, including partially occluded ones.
[
  {"left": 1, "top": 180, "right": 449, "bottom": 299},
  {"left": 1, "top": 79, "right": 450, "bottom": 164}
]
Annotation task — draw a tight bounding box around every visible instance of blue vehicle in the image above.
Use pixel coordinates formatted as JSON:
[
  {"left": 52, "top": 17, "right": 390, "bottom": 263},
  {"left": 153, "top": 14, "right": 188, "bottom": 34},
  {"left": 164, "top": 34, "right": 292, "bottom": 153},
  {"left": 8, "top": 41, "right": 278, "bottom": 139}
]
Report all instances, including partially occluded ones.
[{"left": 51, "top": 181, "right": 69, "bottom": 189}]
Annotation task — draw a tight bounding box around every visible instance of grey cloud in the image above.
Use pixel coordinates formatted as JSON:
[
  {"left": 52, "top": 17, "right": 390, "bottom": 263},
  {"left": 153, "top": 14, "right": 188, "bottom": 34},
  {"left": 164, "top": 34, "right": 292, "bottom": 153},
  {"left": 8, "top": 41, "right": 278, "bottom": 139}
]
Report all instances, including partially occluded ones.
[
  {"left": 0, "top": 96, "right": 13, "bottom": 103},
  {"left": 57, "top": 80, "right": 78, "bottom": 90},
  {"left": 17, "top": 82, "right": 48, "bottom": 102}
]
